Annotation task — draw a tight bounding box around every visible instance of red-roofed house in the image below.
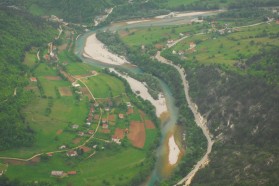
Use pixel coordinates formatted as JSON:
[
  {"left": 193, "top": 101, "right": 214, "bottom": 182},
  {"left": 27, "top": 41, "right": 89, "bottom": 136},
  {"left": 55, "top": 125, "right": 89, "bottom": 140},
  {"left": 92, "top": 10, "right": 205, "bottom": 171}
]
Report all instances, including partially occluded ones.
[
  {"left": 67, "top": 171, "right": 77, "bottom": 175},
  {"left": 119, "top": 114, "right": 124, "bottom": 119},
  {"left": 66, "top": 150, "right": 78, "bottom": 157},
  {"left": 30, "top": 77, "right": 37, "bottom": 82},
  {"left": 88, "top": 130, "right": 94, "bottom": 135},
  {"left": 102, "top": 124, "right": 108, "bottom": 129}
]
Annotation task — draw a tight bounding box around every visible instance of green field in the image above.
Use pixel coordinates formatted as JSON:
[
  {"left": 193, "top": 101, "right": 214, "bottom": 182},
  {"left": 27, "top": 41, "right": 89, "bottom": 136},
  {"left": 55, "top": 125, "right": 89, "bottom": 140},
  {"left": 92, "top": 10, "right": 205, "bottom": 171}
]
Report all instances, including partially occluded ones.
[
  {"left": 172, "top": 22, "right": 279, "bottom": 66},
  {"left": 23, "top": 49, "right": 37, "bottom": 67},
  {"left": 121, "top": 24, "right": 203, "bottom": 47},
  {"left": 86, "top": 74, "right": 125, "bottom": 98}
]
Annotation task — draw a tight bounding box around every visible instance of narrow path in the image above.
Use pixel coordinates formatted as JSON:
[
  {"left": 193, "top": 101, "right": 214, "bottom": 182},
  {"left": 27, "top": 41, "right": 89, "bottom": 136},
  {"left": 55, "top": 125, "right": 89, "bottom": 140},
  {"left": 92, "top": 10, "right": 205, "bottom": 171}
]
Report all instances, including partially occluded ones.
[
  {"left": 155, "top": 51, "right": 214, "bottom": 186},
  {"left": 36, "top": 50, "right": 40, "bottom": 61}
]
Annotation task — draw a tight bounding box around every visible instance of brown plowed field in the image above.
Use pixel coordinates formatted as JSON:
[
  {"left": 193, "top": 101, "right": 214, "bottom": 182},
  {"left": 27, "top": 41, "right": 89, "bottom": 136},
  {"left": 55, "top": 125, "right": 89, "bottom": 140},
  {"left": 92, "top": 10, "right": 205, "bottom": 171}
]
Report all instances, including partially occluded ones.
[
  {"left": 145, "top": 120, "right": 155, "bottom": 129},
  {"left": 128, "top": 121, "right": 145, "bottom": 148},
  {"left": 44, "top": 76, "right": 62, "bottom": 80}
]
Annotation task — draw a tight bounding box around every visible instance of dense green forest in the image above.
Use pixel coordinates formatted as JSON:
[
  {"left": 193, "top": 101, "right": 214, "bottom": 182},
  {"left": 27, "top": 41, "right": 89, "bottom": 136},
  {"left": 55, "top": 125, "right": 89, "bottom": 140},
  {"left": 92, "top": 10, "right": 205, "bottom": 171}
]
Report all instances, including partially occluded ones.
[
  {"left": 0, "top": 7, "right": 55, "bottom": 150},
  {"left": 4, "top": 0, "right": 279, "bottom": 24}
]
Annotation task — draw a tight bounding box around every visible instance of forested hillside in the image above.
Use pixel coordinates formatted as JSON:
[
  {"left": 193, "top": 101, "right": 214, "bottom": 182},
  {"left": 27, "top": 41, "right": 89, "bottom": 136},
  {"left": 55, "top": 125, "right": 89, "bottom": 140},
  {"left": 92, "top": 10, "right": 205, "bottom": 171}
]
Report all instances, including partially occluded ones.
[
  {"left": 187, "top": 56, "right": 279, "bottom": 185},
  {"left": 3, "top": 0, "right": 279, "bottom": 24},
  {"left": 0, "top": 7, "right": 55, "bottom": 150}
]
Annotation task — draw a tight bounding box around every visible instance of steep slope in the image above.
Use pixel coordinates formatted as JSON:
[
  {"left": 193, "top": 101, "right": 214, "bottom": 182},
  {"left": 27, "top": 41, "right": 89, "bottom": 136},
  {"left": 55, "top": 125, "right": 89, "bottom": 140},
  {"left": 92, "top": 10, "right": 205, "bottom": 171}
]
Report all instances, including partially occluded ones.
[{"left": 185, "top": 48, "right": 279, "bottom": 185}]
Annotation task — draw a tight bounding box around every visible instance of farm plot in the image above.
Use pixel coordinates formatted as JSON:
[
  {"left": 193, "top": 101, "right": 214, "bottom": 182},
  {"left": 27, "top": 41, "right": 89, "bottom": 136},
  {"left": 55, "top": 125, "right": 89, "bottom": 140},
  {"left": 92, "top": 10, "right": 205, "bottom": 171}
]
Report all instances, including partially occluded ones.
[{"left": 128, "top": 121, "right": 146, "bottom": 148}]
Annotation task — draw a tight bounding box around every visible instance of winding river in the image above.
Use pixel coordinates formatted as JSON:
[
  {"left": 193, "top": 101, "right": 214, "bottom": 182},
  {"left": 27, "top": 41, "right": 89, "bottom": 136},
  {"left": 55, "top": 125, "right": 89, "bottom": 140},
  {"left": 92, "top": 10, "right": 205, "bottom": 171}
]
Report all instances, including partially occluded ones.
[{"left": 74, "top": 10, "right": 219, "bottom": 185}]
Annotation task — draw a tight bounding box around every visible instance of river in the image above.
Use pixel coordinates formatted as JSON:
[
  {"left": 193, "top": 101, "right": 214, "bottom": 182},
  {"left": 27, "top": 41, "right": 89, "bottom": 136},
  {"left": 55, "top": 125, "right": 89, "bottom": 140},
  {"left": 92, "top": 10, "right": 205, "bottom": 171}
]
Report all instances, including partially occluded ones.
[{"left": 74, "top": 10, "right": 219, "bottom": 185}]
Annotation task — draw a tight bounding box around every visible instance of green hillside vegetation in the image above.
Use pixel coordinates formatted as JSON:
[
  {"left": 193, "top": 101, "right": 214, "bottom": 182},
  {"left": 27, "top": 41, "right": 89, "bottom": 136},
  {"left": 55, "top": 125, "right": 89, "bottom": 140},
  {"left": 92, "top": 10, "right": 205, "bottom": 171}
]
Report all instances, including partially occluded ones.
[{"left": 0, "top": 7, "right": 56, "bottom": 150}]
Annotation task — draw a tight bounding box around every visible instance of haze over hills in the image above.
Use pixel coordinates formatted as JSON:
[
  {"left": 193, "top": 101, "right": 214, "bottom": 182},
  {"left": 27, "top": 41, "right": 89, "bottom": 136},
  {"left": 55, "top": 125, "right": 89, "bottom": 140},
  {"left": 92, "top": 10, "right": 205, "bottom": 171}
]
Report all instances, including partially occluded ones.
[{"left": 0, "top": 0, "right": 279, "bottom": 185}]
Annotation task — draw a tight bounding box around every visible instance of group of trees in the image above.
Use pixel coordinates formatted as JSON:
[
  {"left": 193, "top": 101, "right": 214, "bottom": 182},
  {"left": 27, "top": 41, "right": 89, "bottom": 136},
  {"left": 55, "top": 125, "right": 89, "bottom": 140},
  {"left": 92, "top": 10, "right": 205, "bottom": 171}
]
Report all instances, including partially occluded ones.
[{"left": 0, "top": 7, "right": 55, "bottom": 150}]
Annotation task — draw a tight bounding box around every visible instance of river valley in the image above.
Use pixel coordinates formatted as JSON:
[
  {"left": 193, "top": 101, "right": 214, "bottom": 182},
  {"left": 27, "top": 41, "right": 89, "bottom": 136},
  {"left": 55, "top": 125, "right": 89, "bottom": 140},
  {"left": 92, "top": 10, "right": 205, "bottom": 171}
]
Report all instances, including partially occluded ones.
[{"left": 74, "top": 10, "right": 219, "bottom": 185}]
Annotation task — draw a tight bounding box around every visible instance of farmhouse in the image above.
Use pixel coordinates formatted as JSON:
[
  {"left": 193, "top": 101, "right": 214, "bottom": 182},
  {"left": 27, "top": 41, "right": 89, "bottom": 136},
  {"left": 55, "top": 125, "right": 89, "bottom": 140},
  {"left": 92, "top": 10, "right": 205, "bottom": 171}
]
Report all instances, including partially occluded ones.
[
  {"left": 30, "top": 77, "right": 37, "bottom": 82},
  {"left": 94, "top": 114, "right": 99, "bottom": 120},
  {"left": 119, "top": 114, "right": 124, "bottom": 119},
  {"left": 78, "top": 131, "right": 84, "bottom": 136},
  {"left": 51, "top": 171, "right": 64, "bottom": 177},
  {"left": 88, "top": 130, "right": 94, "bottom": 135},
  {"left": 102, "top": 118, "right": 108, "bottom": 124},
  {"left": 59, "top": 145, "right": 66, "bottom": 149},
  {"left": 102, "top": 124, "right": 108, "bottom": 129},
  {"left": 189, "top": 42, "right": 196, "bottom": 49},
  {"left": 112, "top": 135, "right": 121, "bottom": 145},
  {"left": 67, "top": 171, "right": 77, "bottom": 175},
  {"left": 72, "top": 124, "right": 79, "bottom": 129},
  {"left": 67, "top": 150, "right": 78, "bottom": 157},
  {"left": 72, "top": 82, "right": 81, "bottom": 88}
]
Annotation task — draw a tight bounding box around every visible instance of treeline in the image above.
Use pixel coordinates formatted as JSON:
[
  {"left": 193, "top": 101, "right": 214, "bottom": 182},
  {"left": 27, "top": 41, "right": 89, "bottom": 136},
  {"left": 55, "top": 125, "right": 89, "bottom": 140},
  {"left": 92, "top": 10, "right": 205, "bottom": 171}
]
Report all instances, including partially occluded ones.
[
  {"left": 0, "top": 7, "right": 55, "bottom": 150},
  {"left": 228, "top": 0, "right": 279, "bottom": 9},
  {"left": 97, "top": 31, "right": 207, "bottom": 184},
  {"left": 0, "top": 176, "right": 52, "bottom": 186}
]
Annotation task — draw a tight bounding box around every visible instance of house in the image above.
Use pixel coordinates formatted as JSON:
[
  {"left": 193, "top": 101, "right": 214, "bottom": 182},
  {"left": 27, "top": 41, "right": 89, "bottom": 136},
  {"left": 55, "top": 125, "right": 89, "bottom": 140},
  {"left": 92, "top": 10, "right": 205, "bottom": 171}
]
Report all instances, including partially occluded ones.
[
  {"left": 51, "top": 171, "right": 64, "bottom": 177},
  {"left": 172, "top": 50, "right": 177, "bottom": 54},
  {"left": 105, "top": 107, "right": 110, "bottom": 112},
  {"left": 102, "top": 118, "right": 108, "bottom": 124},
  {"left": 94, "top": 115, "right": 99, "bottom": 120},
  {"left": 112, "top": 136, "right": 121, "bottom": 145},
  {"left": 67, "top": 150, "right": 78, "bottom": 157},
  {"left": 72, "top": 82, "right": 81, "bottom": 88},
  {"left": 102, "top": 124, "right": 108, "bottom": 129},
  {"left": 90, "top": 107, "right": 95, "bottom": 113},
  {"left": 119, "top": 114, "right": 124, "bottom": 119},
  {"left": 94, "top": 102, "right": 99, "bottom": 107},
  {"left": 91, "top": 71, "right": 97, "bottom": 75},
  {"left": 179, "top": 33, "right": 184, "bottom": 37},
  {"left": 47, "top": 153, "right": 53, "bottom": 157},
  {"left": 189, "top": 42, "right": 196, "bottom": 49},
  {"left": 167, "top": 39, "right": 174, "bottom": 44},
  {"left": 126, "top": 102, "right": 132, "bottom": 107},
  {"left": 88, "top": 130, "right": 94, "bottom": 135},
  {"left": 93, "top": 145, "right": 98, "bottom": 149},
  {"left": 178, "top": 51, "right": 184, "bottom": 56},
  {"left": 30, "top": 77, "right": 37, "bottom": 82},
  {"left": 78, "top": 131, "right": 84, "bottom": 136},
  {"left": 67, "top": 171, "right": 77, "bottom": 175},
  {"left": 125, "top": 128, "right": 129, "bottom": 134},
  {"left": 72, "top": 124, "right": 79, "bottom": 129},
  {"left": 59, "top": 145, "right": 66, "bottom": 149},
  {"left": 276, "top": 20, "right": 279, "bottom": 24}
]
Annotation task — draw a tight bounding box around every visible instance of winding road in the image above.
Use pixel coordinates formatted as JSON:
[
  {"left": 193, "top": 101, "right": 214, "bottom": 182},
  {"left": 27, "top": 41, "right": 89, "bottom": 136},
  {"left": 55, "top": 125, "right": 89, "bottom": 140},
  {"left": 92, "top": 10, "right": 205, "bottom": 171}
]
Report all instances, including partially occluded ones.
[{"left": 155, "top": 51, "right": 214, "bottom": 186}]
